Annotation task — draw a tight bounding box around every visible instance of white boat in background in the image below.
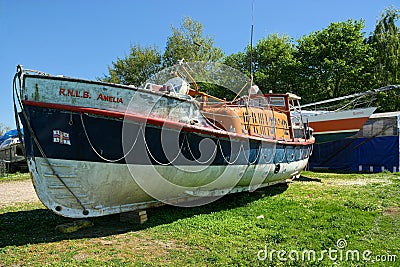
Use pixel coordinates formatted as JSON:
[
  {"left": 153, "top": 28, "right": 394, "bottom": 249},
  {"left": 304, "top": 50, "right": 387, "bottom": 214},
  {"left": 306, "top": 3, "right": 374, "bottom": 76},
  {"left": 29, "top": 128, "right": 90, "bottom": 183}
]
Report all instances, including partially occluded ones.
[
  {"left": 302, "top": 107, "right": 376, "bottom": 143},
  {"left": 0, "top": 130, "right": 27, "bottom": 173},
  {"left": 296, "top": 85, "right": 400, "bottom": 143}
]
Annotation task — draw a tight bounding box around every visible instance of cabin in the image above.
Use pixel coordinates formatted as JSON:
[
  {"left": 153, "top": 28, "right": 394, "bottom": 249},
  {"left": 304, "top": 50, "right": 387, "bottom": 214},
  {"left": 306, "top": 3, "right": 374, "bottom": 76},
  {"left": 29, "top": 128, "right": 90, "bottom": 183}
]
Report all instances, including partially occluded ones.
[{"left": 201, "top": 93, "right": 302, "bottom": 141}]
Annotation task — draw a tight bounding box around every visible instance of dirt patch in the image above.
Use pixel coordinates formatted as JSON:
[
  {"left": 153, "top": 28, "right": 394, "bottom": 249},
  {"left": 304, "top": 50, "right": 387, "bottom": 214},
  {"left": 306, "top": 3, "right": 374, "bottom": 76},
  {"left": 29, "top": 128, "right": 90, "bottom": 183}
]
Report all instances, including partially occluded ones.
[
  {"left": 324, "top": 178, "right": 392, "bottom": 186},
  {"left": 383, "top": 206, "right": 400, "bottom": 216},
  {"left": 0, "top": 179, "right": 39, "bottom": 206},
  {"left": 69, "top": 234, "right": 187, "bottom": 263}
]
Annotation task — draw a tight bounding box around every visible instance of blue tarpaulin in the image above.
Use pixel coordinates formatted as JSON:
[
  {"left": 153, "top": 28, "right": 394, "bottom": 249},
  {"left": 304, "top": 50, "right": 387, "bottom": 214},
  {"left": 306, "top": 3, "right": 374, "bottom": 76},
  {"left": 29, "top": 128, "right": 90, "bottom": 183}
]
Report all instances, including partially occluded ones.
[
  {"left": 310, "top": 136, "right": 399, "bottom": 172},
  {"left": 309, "top": 112, "right": 400, "bottom": 173},
  {"left": 0, "top": 129, "right": 23, "bottom": 145}
]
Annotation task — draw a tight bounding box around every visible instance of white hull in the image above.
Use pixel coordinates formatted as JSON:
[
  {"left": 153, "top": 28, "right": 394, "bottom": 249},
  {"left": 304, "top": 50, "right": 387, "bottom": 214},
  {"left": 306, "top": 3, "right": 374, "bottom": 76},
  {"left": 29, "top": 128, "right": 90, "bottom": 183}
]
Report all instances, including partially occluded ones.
[
  {"left": 29, "top": 156, "right": 309, "bottom": 218},
  {"left": 302, "top": 107, "right": 376, "bottom": 123}
]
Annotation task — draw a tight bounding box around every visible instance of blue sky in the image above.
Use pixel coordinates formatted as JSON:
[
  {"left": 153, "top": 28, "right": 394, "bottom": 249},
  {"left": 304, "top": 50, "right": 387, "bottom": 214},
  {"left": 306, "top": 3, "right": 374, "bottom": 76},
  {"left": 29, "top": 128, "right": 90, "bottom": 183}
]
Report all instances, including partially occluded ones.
[{"left": 0, "top": 0, "right": 398, "bottom": 128}]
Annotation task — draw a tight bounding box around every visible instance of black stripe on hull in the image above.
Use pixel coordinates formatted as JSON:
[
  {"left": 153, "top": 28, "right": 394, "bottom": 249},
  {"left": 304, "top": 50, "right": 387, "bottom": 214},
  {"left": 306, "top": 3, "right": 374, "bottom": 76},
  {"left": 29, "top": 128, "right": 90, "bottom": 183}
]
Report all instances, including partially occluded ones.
[{"left": 21, "top": 105, "right": 312, "bottom": 166}]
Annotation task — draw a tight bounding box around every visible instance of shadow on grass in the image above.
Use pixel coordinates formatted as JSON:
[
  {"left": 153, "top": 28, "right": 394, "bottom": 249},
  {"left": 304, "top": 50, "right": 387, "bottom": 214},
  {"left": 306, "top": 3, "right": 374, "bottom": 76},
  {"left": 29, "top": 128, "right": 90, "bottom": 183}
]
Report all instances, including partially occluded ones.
[
  {"left": 0, "top": 183, "right": 288, "bottom": 247},
  {"left": 294, "top": 175, "right": 322, "bottom": 183}
]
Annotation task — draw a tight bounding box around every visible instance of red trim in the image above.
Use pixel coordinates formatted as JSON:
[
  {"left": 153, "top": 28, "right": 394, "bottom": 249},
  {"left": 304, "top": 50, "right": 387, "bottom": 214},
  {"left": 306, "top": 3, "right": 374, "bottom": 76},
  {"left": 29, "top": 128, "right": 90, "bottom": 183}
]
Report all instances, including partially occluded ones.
[{"left": 22, "top": 100, "right": 315, "bottom": 146}]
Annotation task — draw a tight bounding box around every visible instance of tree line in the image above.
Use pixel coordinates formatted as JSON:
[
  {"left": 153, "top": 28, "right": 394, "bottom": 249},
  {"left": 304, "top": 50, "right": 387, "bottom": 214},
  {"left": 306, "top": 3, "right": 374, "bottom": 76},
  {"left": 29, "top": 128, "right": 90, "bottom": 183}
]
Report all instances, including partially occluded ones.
[
  {"left": 102, "top": 7, "right": 400, "bottom": 112},
  {"left": 0, "top": 124, "right": 11, "bottom": 136}
]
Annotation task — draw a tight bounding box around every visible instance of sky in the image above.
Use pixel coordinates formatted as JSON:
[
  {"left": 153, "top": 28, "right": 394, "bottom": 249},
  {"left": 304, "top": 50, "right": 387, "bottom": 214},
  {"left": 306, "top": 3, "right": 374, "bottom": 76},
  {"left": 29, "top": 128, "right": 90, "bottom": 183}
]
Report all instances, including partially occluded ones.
[{"left": 0, "top": 0, "right": 398, "bottom": 129}]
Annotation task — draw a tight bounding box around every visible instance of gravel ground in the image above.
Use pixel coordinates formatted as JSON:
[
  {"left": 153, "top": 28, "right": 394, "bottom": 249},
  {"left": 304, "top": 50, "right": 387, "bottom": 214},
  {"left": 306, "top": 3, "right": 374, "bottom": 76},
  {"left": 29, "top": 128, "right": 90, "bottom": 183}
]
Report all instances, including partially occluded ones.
[{"left": 0, "top": 179, "right": 39, "bottom": 206}]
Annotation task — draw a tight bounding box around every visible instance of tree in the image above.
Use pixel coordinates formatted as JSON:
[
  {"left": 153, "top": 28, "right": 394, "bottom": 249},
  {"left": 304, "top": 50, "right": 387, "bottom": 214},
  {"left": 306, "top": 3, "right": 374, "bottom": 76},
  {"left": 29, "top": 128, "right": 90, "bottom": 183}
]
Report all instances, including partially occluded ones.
[
  {"left": 0, "top": 123, "right": 11, "bottom": 136},
  {"left": 368, "top": 7, "right": 400, "bottom": 111},
  {"left": 224, "top": 34, "right": 296, "bottom": 94},
  {"left": 102, "top": 44, "right": 162, "bottom": 86},
  {"left": 163, "top": 17, "right": 224, "bottom": 67},
  {"left": 294, "top": 20, "right": 374, "bottom": 104},
  {"left": 370, "top": 7, "right": 400, "bottom": 85},
  {"left": 252, "top": 34, "right": 297, "bottom": 93},
  {"left": 223, "top": 50, "right": 248, "bottom": 75},
  {"left": 103, "top": 17, "right": 224, "bottom": 90}
]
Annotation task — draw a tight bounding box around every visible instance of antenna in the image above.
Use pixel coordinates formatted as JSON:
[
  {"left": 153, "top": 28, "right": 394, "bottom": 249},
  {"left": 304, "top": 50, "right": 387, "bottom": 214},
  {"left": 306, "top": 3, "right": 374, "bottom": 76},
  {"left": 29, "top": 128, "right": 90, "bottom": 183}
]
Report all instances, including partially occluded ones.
[
  {"left": 233, "top": 0, "right": 256, "bottom": 103},
  {"left": 244, "top": 0, "right": 255, "bottom": 135},
  {"left": 249, "top": 0, "right": 255, "bottom": 86}
]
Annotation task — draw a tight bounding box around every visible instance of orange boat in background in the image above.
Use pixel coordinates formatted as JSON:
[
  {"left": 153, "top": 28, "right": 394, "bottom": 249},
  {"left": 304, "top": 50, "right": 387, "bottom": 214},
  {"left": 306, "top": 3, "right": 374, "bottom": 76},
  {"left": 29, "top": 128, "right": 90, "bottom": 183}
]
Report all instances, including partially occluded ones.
[
  {"left": 301, "top": 107, "right": 376, "bottom": 143},
  {"left": 297, "top": 86, "right": 400, "bottom": 143}
]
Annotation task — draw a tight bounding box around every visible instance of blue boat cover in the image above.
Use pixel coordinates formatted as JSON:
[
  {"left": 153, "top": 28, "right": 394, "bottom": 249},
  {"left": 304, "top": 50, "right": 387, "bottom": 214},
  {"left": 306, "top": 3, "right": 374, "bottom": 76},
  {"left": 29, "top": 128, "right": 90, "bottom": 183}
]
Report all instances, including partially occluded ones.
[
  {"left": 0, "top": 129, "right": 23, "bottom": 145},
  {"left": 309, "top": 136, "right": 400, "bottom": 172},
  {"left": 309, "top": 112, "right": 400, "bottom": 173}
]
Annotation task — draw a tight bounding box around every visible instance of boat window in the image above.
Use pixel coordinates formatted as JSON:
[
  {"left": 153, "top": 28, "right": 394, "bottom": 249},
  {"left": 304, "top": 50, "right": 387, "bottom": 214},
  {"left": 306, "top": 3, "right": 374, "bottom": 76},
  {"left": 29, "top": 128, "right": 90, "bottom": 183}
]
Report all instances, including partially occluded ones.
[
  {"left": 269, "top": 97, "right": 286, "bottom": 107},
  {"left": 164, "top": 77, "right": 190, "bottom": 95}
]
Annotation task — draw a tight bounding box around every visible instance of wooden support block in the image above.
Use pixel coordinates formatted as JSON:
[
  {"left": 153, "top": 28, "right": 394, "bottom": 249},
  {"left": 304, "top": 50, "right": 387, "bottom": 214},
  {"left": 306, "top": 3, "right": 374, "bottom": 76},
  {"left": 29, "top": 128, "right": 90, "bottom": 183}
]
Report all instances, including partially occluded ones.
[{"left": 120, "top": 210, "right": 147, "bottom": 224}]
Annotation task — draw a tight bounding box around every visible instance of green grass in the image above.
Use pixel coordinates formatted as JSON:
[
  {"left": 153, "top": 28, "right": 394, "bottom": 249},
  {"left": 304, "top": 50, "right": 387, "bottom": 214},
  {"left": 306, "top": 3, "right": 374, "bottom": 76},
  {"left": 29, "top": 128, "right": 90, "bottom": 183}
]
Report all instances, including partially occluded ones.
[
  {"left": 1, "top": 171, "right": 399, "bottom": 266},
  {"left": 0, "top": 171, "right": 30, "bottom": 182}
]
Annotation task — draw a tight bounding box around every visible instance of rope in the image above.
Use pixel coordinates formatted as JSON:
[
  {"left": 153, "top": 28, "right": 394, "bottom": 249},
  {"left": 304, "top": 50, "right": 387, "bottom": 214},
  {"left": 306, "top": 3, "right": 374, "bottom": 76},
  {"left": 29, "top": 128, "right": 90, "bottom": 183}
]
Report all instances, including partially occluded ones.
[
  {"left": 274, "top": 145, "right": 286, "bottom": 163},
  {"left": 185, "top": 134, "right": 218, "bottom": 164},
  {"left": 13, "top": 70, "right": 26, "bottom": 158},
  {"left": 285, "top": 146, "right": 296, "bottom": 162},
  {"left": 13, "top": 67, "right": 88, "bottom": 215},
  {"left": 260, "top": 143, "right": 276, "bottom": 164},
  {"left": 217, "top": 139, "right": 242, "bottom": 165},
  {"left": 241, "top": 141, "right": 261, "bottom": 165},
  {"left": 80, "top": 113, "right": 139, "bottom": 163},
  {"left": 299, "top": 145, "right": 304, "bottom": 159},
  {"left": 142, "top": 128, "right": 185, "bottom": 166}
]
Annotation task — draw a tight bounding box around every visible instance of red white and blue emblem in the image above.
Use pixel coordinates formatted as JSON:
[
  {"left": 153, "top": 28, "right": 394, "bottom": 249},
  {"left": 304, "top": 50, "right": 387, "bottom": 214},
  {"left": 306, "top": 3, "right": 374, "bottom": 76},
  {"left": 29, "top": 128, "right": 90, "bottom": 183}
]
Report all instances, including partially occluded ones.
[{"left": 53, "top": 130, "right": 71, "bottom": 145}]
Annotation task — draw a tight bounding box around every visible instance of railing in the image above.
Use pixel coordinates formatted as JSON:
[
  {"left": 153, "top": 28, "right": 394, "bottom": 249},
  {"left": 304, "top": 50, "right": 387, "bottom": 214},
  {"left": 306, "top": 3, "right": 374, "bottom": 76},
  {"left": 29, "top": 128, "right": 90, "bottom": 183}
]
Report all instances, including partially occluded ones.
[{"left": 200, "top": 101, "right": 292, "bottom": 140}]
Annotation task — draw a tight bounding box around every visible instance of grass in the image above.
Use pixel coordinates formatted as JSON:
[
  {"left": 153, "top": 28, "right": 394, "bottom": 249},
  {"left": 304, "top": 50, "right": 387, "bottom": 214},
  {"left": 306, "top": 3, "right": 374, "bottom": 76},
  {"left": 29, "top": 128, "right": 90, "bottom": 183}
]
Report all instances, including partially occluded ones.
[
  {"left": 0, "top": 171, "right": 31, "bottom": 182},
  {"left": 0, "top": 171, "right": 399, "bottom": 266}
]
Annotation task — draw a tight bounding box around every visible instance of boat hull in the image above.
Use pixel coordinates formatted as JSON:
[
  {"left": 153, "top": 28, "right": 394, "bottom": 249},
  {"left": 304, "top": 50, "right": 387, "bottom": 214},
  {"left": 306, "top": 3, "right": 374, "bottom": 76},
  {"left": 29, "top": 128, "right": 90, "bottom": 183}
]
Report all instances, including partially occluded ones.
[
  {"left": 29, "top": 156, "right": 309, "bottom": 218},
  {"left": 17, "top": 70, "right": 314, "bottom": 218},
  {"left": 304, "top": 107, "right": 376, "bottom": 143},
  {"left": 21, "top": 104, "right": 312, "bottom": 218}
]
